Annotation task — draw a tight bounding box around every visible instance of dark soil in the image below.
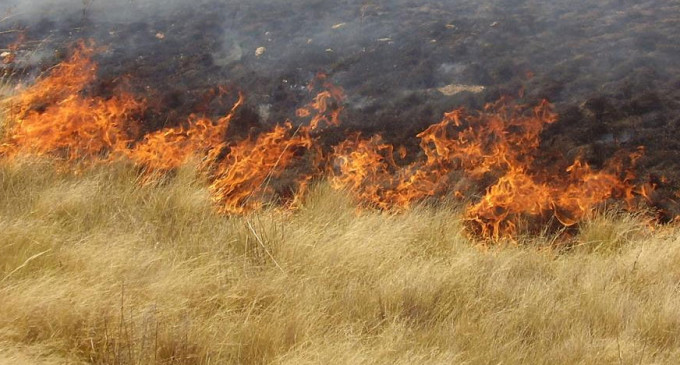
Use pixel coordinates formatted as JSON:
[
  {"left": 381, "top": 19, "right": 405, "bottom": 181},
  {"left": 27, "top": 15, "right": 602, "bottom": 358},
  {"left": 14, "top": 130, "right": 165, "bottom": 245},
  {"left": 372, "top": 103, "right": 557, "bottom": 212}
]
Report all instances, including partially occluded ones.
[{"left": 2, "top": 0, "right": 680, "bottom": 214}]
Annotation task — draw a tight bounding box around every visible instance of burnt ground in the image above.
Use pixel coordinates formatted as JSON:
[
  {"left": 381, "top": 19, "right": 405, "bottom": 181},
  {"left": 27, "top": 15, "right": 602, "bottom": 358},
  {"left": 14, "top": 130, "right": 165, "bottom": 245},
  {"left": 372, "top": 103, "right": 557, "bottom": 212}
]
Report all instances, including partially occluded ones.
[{"left": 1, "top": 0, "right": 680, "bottom": 211}]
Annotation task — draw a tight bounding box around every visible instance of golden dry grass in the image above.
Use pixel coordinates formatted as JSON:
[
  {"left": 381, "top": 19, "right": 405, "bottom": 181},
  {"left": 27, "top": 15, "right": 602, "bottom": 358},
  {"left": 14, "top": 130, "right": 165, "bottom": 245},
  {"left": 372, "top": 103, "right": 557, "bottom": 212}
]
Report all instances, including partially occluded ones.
[{"left": 1, "top": 159, "right": 680, "bottom": 364}]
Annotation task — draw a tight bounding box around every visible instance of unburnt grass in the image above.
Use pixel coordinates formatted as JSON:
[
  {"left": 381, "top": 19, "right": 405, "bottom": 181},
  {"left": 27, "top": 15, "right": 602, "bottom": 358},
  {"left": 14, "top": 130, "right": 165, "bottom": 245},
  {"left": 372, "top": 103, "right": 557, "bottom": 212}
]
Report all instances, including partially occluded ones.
[{"left": 0, "top": 159, "right": 679, "bottom": 364}]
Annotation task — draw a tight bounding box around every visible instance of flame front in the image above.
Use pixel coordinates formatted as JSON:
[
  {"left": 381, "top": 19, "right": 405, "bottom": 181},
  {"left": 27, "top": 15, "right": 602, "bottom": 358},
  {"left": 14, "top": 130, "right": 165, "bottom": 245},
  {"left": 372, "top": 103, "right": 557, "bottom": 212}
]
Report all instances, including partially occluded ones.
[
  {"left": 0, "top": 43, "right": 655, "bottom": 241},
  {"left": 330, "top": 99, "right": 646, "bottom": 240}
]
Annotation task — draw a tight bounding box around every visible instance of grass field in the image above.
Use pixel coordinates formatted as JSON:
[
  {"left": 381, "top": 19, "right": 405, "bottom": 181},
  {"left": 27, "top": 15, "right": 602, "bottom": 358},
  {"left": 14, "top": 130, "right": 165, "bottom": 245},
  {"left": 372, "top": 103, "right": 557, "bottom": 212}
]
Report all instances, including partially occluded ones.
[{"left": 1, "top": 158, "right": 680, "bottom": 364}]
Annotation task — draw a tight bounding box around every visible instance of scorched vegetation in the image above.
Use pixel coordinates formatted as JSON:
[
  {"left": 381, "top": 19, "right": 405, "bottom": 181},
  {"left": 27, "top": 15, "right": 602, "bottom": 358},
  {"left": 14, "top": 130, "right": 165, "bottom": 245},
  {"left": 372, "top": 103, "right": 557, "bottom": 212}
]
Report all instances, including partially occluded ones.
[{"left": 1, "top": 38, "right": 680, "bottom": 364}]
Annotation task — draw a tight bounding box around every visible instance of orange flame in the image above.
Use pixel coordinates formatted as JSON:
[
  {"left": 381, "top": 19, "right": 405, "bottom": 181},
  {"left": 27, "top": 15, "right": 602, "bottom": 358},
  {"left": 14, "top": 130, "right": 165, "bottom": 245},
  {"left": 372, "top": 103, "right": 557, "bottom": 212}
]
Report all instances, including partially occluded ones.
[
  {"left": 0, "top": 42, "right": 658, "bottom": 241},
  {"left": 1, "top": 41, "right": 143, "bottom": 162},
  {"left": 296, "top": 73, "right": 345, "bottom": 130},
  {"left": 465, "top": 163, "right": 632, "bottom": 240},
  {"left": 330, "top": 98, "right": 648, "bottom": 240},
  {"left": 208, "top": 122, "right": 317, "bottom": 214},
  {"left": 330, "top": 99, "right": 558, "bottom": 211},
  {"left": 126, "top": 94, "right": 244, "bottom": 172},
  {"left": 208, "top": 72, "right": 345, "bottom": 214},
  {"left": 0, "top": 43, "right": 347, "bottom": 215}
]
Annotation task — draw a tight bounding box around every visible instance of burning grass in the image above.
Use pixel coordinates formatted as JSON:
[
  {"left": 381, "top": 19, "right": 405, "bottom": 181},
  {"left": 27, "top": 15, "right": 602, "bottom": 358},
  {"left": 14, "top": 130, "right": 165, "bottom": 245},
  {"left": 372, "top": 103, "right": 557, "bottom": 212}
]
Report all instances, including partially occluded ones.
[
  {"left": 2, "top": 43, "right": 679, "bottom": 362},
  {"left": 0, "top": 43, "right": 659, "bottom": 242},
  {"left": 1, "top": 159, "right": 680, "bottom": 364}
]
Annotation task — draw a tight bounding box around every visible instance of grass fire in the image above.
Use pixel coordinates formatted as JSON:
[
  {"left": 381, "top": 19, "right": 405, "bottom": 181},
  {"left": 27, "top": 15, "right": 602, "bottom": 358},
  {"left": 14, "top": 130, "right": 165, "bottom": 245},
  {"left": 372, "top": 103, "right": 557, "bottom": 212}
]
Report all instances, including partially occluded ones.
[
  {"left": 0, "top": 43, "right": 656, "bottom": 240},
  {"left": 1, "top": 0, "right": 680, "bottom": 363}
]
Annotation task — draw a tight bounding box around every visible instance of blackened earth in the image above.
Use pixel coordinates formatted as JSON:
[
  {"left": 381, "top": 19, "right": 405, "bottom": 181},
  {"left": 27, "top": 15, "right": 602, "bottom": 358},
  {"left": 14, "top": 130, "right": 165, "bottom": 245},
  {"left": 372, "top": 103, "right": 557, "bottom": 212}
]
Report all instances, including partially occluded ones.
[{"left": 2, "top": 0, "right": 680, "bottom": 215}]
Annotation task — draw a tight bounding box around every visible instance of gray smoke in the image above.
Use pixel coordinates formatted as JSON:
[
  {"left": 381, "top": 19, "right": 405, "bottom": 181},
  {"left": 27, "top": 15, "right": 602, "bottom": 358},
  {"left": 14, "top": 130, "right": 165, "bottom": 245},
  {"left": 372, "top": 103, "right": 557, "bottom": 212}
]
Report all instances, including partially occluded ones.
[{"left": 3, "top": 0, "right": 214, "bottom": 21}]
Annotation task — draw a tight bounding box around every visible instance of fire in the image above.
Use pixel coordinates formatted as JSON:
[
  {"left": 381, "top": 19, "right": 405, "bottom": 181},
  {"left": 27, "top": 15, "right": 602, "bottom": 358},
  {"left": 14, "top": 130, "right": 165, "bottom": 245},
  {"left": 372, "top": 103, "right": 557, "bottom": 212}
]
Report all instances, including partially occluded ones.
[
  {"left": 208, "top": 122, "right": 317, "bottom": 214},
  {"left": 126, "top": 94, "right": 244, "bottom": 173},
  {"left": 1, "top": 42, "right": 340, "bottom": 214},
  {"left": 331, "top": 99, "right": 647, "bottom": 240},
  {"left": 209, "top": 73, "right": 345, "bottom": 214},
  {"left": 330, "top": 99, "right": 558, "bottom": 211},
  {"left": 207, "top": 72, "right": 345, "bottom": 214},
  {"left": 465, "top": 162, "right": 633, "bottom": 240},
  {"left": 330, "top": 135, "right": 401, "bottom": 209},
  {"left": 1, "top": 41, "right": 143, "bottom": 162},
  {"left": 296, "top": 72, "right": 345, "bottom": 130},
  {"left": 0, "top": 42, "right": 660, "bottom": 241}
]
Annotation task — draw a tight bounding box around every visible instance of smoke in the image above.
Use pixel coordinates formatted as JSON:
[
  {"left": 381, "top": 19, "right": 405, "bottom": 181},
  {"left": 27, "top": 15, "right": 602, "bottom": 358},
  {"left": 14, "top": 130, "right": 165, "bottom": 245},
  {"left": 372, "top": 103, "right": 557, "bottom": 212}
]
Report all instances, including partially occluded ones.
[{"left": 3, "top": 0, "right": 215, "bottom": 21}]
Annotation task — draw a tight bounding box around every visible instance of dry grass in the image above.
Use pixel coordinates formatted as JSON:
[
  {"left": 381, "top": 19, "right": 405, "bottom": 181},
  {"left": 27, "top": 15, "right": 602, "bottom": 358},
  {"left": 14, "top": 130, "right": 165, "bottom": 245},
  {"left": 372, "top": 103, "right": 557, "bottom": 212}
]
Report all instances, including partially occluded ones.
[{"left": 1, "top": 159, "right": 680, "bottom": 364}]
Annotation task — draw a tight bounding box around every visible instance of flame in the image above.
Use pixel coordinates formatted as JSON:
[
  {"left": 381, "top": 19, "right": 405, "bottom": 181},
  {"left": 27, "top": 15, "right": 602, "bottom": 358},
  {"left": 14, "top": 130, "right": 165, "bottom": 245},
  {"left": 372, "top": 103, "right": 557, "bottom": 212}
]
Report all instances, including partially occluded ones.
[
  {"left": 126, "top": 94, "right": 244, "bottom": 172},
  {"left": 330, "top": 99, "right": 558, "bottom": 211},
  {"left": 208, "top": 122, "right": 317, "bottom": 214},
  {"left": 331, "top": 98, "right": 648, "bottom": 240},
  {"left": 0, "top": 44, "right": 346, "bottom": 215},
  {"left": 208, "top": 72, "right": 344, "bottom": 214},
  {"left": 1, "top": 41, "right": 143, "bottom": 162},
  {"left": 419, "top": 100, "right": 556, "bottom": 177},
  {"left": 0, "top": 42, "right": 659, "bottom": 242},
  {"left": 330, "top": 134, "right": 399, "bottom": 209},
  {"left": 296, "top": 72, "right": 345, "bottom": 130},
  {"left": 465, "top": 162, "right": 632, "bottom": 240}
]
